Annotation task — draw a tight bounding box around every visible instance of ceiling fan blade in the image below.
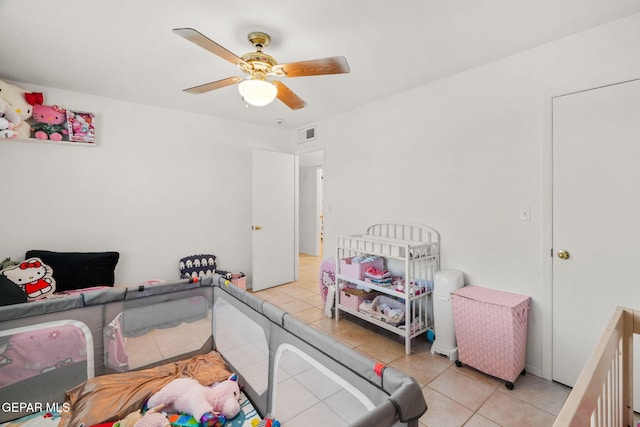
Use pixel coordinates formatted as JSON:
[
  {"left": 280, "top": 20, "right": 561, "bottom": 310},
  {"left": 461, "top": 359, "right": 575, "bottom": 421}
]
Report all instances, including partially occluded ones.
[
  {"left": 273, "top": 81, "right": 307, "bottom": 110},
  {"left": 273, "top": 56, "right": 350, "bottom": 77},
  {"left": 173, "top": 28, "right": 249, "bottom": 69},
  {"left": 183, "top": 76, "right": 244, "bottom": 94}
]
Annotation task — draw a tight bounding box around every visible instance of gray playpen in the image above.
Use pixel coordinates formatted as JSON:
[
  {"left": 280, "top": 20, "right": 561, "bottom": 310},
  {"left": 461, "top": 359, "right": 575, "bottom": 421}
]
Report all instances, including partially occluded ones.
[{"left": 0, "top": 275, "right": 427, "bottom": 426}]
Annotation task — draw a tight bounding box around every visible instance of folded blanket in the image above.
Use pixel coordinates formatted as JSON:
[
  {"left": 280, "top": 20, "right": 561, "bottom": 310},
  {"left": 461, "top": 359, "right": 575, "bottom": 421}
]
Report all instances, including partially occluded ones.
[
  {"left": 363, "top": 266, "right": 390, "bottom": 279},
  {"left": 58, "top": 351, "right": 231, "bottom": 427},
  {"left": 365, "top": 277, "right": 393, "bottom": 285},
  {"left": 350, "top": 255, "right": 381, "bottom": 263}
]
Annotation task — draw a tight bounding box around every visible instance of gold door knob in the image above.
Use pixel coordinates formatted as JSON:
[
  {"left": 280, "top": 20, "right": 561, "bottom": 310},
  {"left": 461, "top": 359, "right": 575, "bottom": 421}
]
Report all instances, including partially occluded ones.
[
  {"left": 557, "top": 250, "right": 570, "bottom": 260},
  {"left": 253, "top": 225, "right": 262, "bottom": 230}
]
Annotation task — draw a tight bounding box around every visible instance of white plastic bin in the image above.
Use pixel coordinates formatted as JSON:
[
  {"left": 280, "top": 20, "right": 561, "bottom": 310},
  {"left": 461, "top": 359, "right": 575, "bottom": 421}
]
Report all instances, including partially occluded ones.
[{"left": 431, "top": 270, "right": 464, "bottom": 360}]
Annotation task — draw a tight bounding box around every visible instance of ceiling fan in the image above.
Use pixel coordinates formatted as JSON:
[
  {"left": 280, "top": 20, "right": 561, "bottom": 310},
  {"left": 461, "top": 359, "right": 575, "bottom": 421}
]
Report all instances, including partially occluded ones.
[{"left": 173, "top": 28, "right": 350, "bottom": 109}]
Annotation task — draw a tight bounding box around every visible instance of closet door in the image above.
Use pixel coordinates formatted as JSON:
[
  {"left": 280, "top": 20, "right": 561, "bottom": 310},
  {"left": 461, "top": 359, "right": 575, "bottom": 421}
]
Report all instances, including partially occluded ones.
[{"left": 552, "top": 79, "right": 640, "bottom": 409}]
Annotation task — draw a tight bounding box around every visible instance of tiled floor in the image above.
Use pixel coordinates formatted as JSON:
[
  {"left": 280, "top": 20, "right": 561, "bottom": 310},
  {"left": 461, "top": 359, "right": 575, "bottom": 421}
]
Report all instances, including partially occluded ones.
[
  {"left": 124, "top": 310, "right": 212, "bottom": 369},
  {"left": 250, "top": 253, "right": 572, "bottom": 427}
]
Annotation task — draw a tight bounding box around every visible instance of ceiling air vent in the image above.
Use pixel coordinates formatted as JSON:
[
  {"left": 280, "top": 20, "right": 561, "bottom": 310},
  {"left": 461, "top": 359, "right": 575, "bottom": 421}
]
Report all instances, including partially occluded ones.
[{"left": 297, "top": 126, "right": 317, "bottom": 144}]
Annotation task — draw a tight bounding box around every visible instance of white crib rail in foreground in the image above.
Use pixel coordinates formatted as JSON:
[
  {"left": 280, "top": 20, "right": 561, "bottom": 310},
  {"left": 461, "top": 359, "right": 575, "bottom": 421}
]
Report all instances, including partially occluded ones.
[{"left": 554, "top": 307, "right": 638, "bottom": 427}]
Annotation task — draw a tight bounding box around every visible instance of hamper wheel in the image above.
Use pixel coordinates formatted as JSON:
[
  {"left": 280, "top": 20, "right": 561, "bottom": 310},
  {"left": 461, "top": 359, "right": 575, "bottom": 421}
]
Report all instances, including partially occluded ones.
[
  {"left": 455, "top": 360, "right": 462, "bottom": 368},
  {"left": 505, "top": 381, "right": 514, "bottom": 390}
]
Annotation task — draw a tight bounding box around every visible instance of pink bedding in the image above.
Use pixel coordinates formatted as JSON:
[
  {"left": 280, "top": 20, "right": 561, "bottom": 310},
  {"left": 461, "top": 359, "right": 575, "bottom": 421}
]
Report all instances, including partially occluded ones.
[
  {"left": 0, "top": 321, "right": 92, "bottom": 388},
  {"left": 55, "top": 285, "right": 111, "bottom": 296}
]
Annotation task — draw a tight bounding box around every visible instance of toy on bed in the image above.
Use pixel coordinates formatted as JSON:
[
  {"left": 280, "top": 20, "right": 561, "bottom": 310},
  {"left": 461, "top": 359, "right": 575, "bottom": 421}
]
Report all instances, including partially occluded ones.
[
  {"left": 0, "top": 257, "right": 18, "bottom": 270},
  {"left": 0, "top": 257, "right": 56, "bottom": 300},
  {"left": 113, "top": 408, "right": 144, "bottom": 427},
  {"left": 251, "top": 418, "right": 280, "bottom": 427},
  {"left": 113, "top": 404, "right": 171, "bottom": 427},
  {"left": 165, "top": 413, "right": 224, "bottom": 427},
  {"left": 146, "top": 374, "right": 241, "bottom": 426}
]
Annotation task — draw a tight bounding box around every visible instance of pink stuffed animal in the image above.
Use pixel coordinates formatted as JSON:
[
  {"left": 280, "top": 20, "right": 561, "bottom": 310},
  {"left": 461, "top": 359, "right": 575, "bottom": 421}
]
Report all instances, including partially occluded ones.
[
  {"left": 30, "top": 104, "right": 68, "bottom": 141},
  {"left": 147, "top": 374, "right": 241, "bottom": 423}
]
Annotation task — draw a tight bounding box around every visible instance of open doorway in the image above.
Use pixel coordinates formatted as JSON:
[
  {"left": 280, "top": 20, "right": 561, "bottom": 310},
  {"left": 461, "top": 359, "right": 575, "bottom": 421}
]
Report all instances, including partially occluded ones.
[{"left": 298, "top": 150, "right": 324, "bottom": 263}]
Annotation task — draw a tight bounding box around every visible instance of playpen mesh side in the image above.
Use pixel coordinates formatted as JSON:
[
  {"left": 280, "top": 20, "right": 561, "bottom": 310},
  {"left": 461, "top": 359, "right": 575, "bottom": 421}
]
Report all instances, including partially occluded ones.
[
  {"left": 104, "top": 285, "right": 214, "bottom": 373},
  {"left": 213, "top": 280, "right": 426, "bottom": 426},
  {"left": 0, "top": 311, "right": 100, "bottom": 423}
]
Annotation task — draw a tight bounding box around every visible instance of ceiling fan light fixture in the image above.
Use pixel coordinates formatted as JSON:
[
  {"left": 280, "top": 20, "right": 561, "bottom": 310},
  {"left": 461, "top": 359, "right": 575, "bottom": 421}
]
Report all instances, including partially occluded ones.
[
  {"left": 238, "top": 79, "right": 277, "bottom": 106},
  {"left": 173, "top": 28, "right": 349, "bottom": 109}
]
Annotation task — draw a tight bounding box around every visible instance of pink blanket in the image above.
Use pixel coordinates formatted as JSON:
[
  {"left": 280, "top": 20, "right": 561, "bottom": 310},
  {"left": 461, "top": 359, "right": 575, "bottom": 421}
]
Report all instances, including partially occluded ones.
[{"left": 0, "top": 321, "right": 91, "bottom": 388}]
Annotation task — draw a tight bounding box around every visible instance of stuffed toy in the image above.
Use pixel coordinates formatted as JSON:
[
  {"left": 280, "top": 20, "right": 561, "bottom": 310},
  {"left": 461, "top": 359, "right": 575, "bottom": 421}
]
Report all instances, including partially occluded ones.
[
  {"left": 0, "top": 98, "right": 19, "bottom": 139},
  {"left": 0, "top": 98, "right": 20, "bottom": 139},
  {"left": 0, "top": 257, "right": 18, "bottom": 270},
  {"left": 0, "top": 98, "right": 21, "bottom": 124},
  {"left": 30, "top": 104, "right": 68, "bottom": 141},
  {"left": 165, "top": 413, "right": 225, "bottom": 427},
  {"left": 0, "top": 116, "right": 16, "bottom": 139},
  {"left": 113, "top": 404, "right": 170, "bottom": 427},
  {"left": 252, "top": 418, "right": 281, "bottom": 427},
  {"left": 0, "top": 80, "right": 33, "bottom": 139},
  {"left": 146, "top": 374, "right": 241, "bottom": 424},
  {"left": 134, "top": 410, "right": 171, "bottom": 427},
  {"left": 114, "top": 409, "right": 143, "bottom": 427},
  {"left": 0, "top": 257, "right": 56, "bottom": 300}
]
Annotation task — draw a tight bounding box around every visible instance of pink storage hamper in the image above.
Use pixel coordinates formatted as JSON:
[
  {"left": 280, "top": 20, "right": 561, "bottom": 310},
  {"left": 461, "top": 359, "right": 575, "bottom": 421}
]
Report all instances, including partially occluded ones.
[
  {"left": 339, "top": 287, "right": 379, "bottom": 312},
  {"left": 340, "top": 256, "right": 384, "bottom": 281},
  {"left": 231, "top": 273, "right": 247, "bottom": 290},
  {"left": 451, "top": 285, "right": 531, "bottom": 389},
  {"left": 339, "top": 290, "right": 366, "bottom": 311}
]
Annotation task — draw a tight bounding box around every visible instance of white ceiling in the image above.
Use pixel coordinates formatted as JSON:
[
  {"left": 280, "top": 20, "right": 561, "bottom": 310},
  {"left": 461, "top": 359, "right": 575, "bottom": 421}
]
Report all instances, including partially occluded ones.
[{"left": 1, "top": 1, "right": 639, "bottom": 130}]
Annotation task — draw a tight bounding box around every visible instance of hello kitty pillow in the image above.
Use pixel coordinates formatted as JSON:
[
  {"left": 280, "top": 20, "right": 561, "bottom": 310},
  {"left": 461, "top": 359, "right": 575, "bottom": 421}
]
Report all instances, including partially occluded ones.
[{"left": 0, "top": 258, "right": 56, "bottom": 301}]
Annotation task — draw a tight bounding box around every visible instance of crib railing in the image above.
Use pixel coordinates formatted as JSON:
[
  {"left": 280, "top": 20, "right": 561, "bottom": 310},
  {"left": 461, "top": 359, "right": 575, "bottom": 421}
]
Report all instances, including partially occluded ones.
[{"left": 553, "top": 307, "right": 638, "bottom": 426}]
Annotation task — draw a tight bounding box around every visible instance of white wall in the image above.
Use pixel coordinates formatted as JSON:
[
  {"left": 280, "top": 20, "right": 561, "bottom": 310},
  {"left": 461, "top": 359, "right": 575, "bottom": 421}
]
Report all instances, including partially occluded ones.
[
  {"left": 312, "top": 13, "right": 640, "bottom": 377},
  {"left": 3, "top": 12, "right": 640, "bottom": 379},
  {"left": 299, "top": 165, "right": 320, "bottom": 255},
  {"left": 0, "top": 85, "right": 289, "bottom": 284}
]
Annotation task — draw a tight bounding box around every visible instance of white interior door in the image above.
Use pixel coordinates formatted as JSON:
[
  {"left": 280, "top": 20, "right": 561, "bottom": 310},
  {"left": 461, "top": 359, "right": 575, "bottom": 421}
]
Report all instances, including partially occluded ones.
[
  {"left": 552, "top": 79, "right": 640, "bottom": 409},
  {"left": 251, "top": 150, "right": 295, "bottom": 291}
]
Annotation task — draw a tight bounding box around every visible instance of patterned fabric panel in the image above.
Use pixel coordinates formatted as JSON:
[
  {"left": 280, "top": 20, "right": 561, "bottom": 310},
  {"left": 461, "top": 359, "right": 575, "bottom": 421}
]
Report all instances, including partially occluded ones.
[{"left": 179, "top": 254, "right": 217, "bottom": 279}]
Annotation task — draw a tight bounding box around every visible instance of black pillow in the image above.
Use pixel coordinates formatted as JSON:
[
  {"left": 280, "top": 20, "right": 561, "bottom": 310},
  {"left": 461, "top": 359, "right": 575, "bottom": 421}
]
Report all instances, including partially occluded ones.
[
  {"left": 25, "top": 250, "right": 120, "bottom": 292},
  {"left": 0, "top": 275, "right": 28, "bottom": 306}
]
